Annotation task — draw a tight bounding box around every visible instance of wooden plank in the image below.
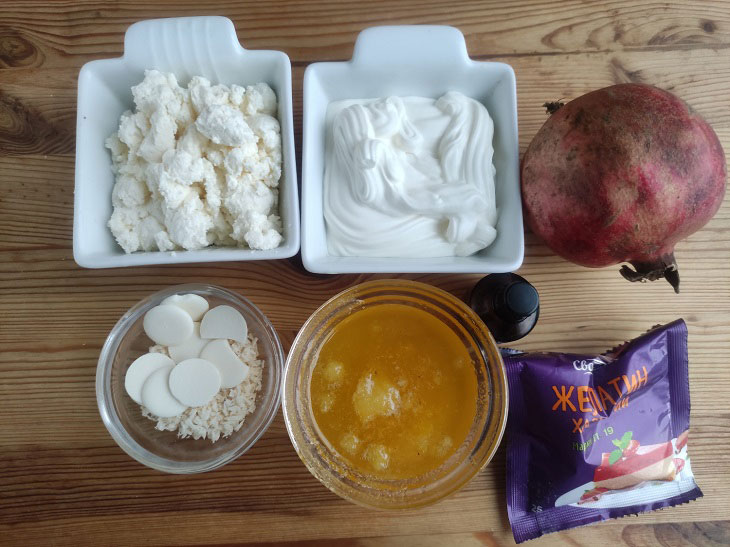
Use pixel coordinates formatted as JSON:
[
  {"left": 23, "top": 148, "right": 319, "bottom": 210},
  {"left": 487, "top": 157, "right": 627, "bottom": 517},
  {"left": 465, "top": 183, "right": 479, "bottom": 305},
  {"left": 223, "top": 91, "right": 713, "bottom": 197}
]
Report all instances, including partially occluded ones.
[
  {"left": 1, "top": 243, "right": 730, "bottom": 351},
  {"left": 0, "top": 491, "right": 729, "bottom": 545},
  {"left": 2, "top": 0, "right": 730, "bottom": 69},
  {"left": 179, "top": 521, "right": 730, "bottom": 546},
  {"left": 1, "top": 519, "right": 727, "bottom": 547}
]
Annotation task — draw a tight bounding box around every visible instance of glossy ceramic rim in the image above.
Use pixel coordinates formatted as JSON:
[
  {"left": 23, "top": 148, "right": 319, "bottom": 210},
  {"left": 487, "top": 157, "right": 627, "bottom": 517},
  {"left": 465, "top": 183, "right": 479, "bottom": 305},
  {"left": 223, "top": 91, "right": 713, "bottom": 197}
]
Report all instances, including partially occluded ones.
[
  {"left": 96, "top": 283, "right": 284, "bottom": 473},
  {"left": 282, "top": 279, "right": 508, "bottom": 508}
]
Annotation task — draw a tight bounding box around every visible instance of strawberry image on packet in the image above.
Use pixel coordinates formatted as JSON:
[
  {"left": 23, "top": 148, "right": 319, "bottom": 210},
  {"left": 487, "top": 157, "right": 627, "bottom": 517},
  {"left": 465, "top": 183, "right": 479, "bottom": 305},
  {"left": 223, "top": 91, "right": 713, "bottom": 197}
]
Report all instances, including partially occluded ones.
[{"left": 503, "top": 320, "right": 701, "bottom": 543}]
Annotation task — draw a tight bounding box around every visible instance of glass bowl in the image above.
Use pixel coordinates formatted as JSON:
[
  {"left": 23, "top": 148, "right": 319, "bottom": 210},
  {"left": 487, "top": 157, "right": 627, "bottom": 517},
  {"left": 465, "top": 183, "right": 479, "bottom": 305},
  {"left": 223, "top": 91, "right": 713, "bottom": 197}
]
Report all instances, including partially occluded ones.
[
  {"left": 282, "top": 279, "right": 508, "bottom": 508},
  {"left": 96, "top": 283, "right": 284, "bottom": 473}
]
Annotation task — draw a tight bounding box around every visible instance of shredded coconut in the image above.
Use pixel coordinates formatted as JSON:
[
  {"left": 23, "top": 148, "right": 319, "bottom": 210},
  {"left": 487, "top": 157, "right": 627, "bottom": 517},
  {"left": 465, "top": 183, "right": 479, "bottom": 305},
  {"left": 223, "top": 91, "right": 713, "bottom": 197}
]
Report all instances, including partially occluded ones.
[{"left": 142, "top": 336, "right": 264, "bottom": 442}]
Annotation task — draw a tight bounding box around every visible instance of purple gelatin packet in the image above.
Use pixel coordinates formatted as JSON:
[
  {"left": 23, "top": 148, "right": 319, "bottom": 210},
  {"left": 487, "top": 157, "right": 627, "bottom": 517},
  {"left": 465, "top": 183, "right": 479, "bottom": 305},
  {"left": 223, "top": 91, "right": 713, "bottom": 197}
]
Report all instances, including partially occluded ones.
[{"left": 503, "top": 319, "right": 702, "bottom": 543}]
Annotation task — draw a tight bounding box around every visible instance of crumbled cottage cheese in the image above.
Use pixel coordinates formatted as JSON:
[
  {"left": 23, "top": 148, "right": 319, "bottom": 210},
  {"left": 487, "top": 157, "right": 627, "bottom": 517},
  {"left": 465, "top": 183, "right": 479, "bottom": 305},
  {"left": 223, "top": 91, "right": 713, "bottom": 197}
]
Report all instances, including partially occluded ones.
[{"left": 106, "top": 70, "right": 283, "bottom": 253}]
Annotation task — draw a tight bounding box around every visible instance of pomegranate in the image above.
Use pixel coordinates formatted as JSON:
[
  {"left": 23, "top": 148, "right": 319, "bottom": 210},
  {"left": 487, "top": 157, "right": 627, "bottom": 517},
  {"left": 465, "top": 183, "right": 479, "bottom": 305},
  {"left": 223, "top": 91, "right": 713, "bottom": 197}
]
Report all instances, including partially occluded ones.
[{"left": 521, "top": 84, "right": 726, "bottom": 292}]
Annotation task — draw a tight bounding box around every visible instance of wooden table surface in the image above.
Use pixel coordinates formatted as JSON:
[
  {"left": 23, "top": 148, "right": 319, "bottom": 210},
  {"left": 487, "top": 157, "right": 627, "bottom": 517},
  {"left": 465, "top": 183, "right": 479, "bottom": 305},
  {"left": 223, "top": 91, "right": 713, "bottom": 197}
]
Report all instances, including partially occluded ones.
[{"left": 2, "top": 1, "right": 729, "bottom": 545}]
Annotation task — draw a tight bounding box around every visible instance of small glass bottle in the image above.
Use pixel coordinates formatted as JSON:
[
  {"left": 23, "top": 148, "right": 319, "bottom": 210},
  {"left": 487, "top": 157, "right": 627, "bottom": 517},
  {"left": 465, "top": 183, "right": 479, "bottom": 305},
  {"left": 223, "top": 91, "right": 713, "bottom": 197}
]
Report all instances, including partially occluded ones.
[{"left": 468, "top": 273, "right": 539, "bottom": 344}]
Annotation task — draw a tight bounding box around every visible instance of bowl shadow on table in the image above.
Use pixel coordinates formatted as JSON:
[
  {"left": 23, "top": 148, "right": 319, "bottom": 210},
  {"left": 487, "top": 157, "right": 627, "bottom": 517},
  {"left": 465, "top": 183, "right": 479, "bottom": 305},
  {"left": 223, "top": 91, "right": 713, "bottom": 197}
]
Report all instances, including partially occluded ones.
[{"left": 483, "top": 441, "right": 511, "bottom": 532}]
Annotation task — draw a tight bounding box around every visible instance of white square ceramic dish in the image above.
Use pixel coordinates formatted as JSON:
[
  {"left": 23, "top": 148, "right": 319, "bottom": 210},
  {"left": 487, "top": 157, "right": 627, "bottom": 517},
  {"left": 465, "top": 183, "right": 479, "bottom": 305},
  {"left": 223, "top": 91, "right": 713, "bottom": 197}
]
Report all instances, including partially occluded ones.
[
  {"left": 74, "top": 16, "right": 299, "bottom": 268},
  {"left": 301, "top": 25, "right": 521, "bottom": 274}
]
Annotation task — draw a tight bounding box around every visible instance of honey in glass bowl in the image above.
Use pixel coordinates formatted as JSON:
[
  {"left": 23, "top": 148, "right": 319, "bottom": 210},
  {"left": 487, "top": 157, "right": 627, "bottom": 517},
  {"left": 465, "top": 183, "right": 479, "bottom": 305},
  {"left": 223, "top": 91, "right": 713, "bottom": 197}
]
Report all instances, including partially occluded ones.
[
  {"left": 283, "top": 279, "right": 508, "bottom": 509},
  {"left": 310, "top": 303, "right": 478, "bottom": 479}
]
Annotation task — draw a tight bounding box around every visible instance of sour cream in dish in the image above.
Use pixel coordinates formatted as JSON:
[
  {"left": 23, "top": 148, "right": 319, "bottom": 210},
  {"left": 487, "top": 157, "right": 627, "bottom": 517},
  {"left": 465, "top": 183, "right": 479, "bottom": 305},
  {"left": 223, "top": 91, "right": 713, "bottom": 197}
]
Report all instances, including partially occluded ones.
[{"left": 324, "top": 92, "right": 497, "bottom": 258}]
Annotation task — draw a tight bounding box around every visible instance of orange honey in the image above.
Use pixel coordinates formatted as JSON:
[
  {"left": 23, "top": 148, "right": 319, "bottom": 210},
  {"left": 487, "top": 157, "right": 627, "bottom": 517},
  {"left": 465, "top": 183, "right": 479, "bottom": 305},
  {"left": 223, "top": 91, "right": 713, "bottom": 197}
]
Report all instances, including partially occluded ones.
[{"left": 310, "top": 303, "right": 478, "bottom": 479}]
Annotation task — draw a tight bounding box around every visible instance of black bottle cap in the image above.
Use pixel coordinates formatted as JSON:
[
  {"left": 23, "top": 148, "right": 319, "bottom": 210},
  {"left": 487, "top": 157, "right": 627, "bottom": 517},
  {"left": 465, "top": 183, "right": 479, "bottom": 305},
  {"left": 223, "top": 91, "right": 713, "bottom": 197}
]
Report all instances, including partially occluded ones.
[
  {"left": 468, "top": 273, "right": 540, "bottom": 343},
  {"left": 504, "top": 282, "right": 539, "bottom": 320}
]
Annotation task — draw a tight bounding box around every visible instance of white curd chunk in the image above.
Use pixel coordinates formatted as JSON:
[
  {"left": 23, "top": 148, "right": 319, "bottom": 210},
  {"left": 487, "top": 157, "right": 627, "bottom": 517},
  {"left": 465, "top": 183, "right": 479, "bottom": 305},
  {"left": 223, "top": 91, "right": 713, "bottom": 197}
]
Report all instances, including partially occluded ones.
[
  {"left": 106, "top": 70, "right": 283, "bottom": 254},
  {"left": 141, "top": 365, "right": 187, "bottom": 418},
  {"left": 162, "top": 293, "right": 210, "bottom": 321},
  {"left": 200, "top": 339, "right": 250, "bottom": 388},
  {"left": 124, "top": 352, "right": 176, "bottom": 404},
  {"left": 200, "top": 305, "right": 248, "bottom": 343},
  {"left": 168, "top": 322, "right": 207, "bottom": 362},
  {"left": 363, "top": 443, "right": 390, "bottom": 471},
  {"left": 143, "top": 304, "right": 194, "bottom": 346},
  {"left": 168, "top": 358, "right": 222, "bottom": 407}
]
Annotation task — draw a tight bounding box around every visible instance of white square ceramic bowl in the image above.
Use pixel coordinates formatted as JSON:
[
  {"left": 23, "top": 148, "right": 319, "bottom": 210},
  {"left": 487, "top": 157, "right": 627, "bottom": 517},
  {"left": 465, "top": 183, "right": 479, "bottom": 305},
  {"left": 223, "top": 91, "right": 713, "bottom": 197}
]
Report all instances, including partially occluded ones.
[
  {"left": 74, "top": 16, "right": 299, "bottom": 268},
  {"left": 301, "top": 25, "right": 522, "bottom": 274}
]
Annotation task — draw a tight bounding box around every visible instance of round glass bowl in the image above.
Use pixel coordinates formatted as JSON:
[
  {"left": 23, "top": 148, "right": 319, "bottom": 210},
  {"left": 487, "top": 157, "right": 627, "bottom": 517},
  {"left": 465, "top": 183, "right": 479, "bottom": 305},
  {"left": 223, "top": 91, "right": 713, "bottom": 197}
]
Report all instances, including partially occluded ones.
[
  {"left": 97, "top": 283, "right": 284, "bottom": 473},
  {"left": 282, "top": 279, "right": 508, "bottom": 509}
]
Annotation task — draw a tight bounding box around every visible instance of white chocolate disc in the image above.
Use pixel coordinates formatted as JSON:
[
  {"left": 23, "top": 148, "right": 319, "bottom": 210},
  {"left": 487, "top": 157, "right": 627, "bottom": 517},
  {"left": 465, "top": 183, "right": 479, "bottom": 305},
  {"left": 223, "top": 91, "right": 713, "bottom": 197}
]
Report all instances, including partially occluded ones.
[
  {"left": 143, "top": 304, "right": 194, "bottom": 346},
  {"left": 141, "top": 365, "right": 187, "bottom": 418},
  {"left": 168, "top": 358, "right": 221, "bottom": 407},
  {"left": 168, "top": 323, "right": 207, "bottom": 363},
  {"left": 124, "top": 352, "right": 175, "bottom": 404},
  {"left": 161, "top": 294, "right": 210, "bottom": 321},
  {"left": 200, "top": 305, "right": 248, "bottom": 343},
  {"left": 200, "top": 339, "right": 250, "bottom": 388}
]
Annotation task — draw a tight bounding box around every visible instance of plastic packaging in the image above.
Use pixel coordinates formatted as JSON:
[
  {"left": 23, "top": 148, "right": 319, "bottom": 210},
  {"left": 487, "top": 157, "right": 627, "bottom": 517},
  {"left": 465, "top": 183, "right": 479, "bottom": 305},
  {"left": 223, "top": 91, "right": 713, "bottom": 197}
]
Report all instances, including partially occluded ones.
[{"left": 503, "top": 319, "right": 702, "bottom": 543}]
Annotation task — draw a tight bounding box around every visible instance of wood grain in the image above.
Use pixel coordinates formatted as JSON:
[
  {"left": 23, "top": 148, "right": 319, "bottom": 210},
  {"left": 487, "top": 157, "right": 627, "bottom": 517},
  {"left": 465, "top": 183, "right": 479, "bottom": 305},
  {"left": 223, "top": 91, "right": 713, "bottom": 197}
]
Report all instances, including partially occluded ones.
[
  {"left": 2, "top": 0, "right": 730, "bottom": 68},
  {"left": 217, "top": 521, "right": 730, "bottom": 546},
  {"left": 1, "top": 0, "right": 730, "bottom": 545}
]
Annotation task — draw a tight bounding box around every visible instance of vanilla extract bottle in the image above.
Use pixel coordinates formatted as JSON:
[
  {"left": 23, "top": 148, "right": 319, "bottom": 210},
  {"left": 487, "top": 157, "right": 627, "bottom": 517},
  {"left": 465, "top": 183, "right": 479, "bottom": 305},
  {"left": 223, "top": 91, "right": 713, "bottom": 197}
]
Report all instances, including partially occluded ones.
[{"left": 468, "top": 273, "right": 540, "bottom": 344}]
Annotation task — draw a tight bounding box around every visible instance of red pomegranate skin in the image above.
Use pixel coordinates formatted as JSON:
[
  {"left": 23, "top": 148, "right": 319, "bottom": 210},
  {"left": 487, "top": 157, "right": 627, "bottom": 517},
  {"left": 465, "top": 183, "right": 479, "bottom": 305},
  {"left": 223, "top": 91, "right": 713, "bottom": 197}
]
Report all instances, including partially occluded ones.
[{"left": 521, "top": 84, "right": 726, "bottom": 289}]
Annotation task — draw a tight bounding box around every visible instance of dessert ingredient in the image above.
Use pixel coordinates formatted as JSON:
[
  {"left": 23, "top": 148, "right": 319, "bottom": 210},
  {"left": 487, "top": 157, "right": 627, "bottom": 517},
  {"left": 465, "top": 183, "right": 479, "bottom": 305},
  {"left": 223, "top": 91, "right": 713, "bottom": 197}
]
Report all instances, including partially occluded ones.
[
  {"left": 167, "top": 323, "right": 207, "bottom": 362},
  {"left": 310, "top": 303, "right": 478, "bottom": 479},
  {"left": 106, "top": 70, "right": 283, "bottom": 253},
  {"left": 168, "top": 358, "right": 221, "bottom": 407},
  {"left": 503, "top": 320, "right": 701, "bottom": 543},
  {"left": 324, "top": 92, "right": 497, "bottom": 258},
  {"left": 124, "top": 352, "right": 175, "bottom": 404},
  {"left": 162, "top": 293, "right": 209, "bottom": 321},
  {"left": 352, "top": 371, "right": 400, "bottom": 423},
  {"left": 469, "top": 273, "right": 539, "bottom": 343},
  {"left": 143, "top": 304, "right": 194, "bottom": 346},
  {"left": 322, "top": 360, "right": 344, "bottom": 385},
  {"left": 521, "top": 83, "right": 726, "bottom": 293},
  {"left": 339, "top": 432, "right": 360, "bottom": 455},
  {"left": 146, "top": 340, "right": 263, "bottom": 442},
  {"left": 141, "top": 365, "right": 187, "bottom": 418},
  {"left": 124, "top": 293, "right": 264, "bottom": 442},
  {"left": 200, "top": 338, "right": 250, "bottom": 388},
  {"left": 200, "top": 305, "right": 248, "bottom": 343},
  {"left": 362, "top": 443, "right": 390, "bottom": 471}
]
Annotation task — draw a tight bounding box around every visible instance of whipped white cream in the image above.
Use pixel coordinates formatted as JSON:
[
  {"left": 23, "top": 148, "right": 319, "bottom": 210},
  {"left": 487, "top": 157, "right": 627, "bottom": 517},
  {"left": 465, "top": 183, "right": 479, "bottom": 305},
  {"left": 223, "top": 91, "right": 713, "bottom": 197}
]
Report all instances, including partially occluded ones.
[{"left": 324, "top": 92, "right": 497, "bottom": 258}]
